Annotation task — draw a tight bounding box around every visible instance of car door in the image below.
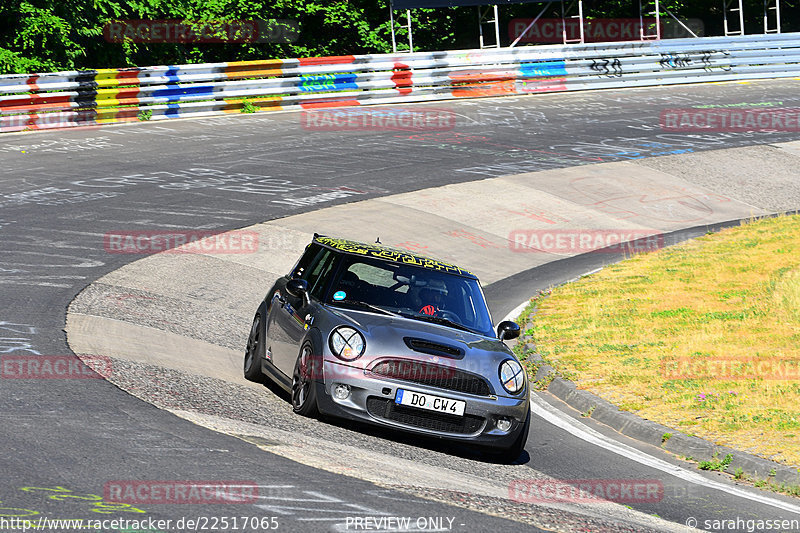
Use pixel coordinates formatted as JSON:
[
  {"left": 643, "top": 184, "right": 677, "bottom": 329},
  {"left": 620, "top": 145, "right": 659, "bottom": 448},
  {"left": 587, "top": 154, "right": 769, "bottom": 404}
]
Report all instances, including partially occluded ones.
[
  {"left": 269, "top": 246, "right": 337, "bottom": 376},
  {"left": 265, "top": 243, "right": 320, "bottom": 377}
]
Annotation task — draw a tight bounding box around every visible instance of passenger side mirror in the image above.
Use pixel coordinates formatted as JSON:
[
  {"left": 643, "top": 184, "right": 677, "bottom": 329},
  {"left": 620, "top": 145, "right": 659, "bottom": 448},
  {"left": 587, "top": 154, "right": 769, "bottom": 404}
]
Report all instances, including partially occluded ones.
[
  {"left": 286, "top": 279, "right": 309, "bottom": 305},
  {"left": 497, "top": 320, "right": 521, "bottom": 341}
]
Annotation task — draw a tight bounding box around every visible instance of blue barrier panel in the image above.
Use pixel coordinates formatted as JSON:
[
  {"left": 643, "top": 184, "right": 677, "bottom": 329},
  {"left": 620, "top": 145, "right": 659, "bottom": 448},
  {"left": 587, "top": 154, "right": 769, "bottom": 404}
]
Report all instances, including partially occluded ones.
[{"left": 520, "top": 61, "right": 568, "bottom": 77}]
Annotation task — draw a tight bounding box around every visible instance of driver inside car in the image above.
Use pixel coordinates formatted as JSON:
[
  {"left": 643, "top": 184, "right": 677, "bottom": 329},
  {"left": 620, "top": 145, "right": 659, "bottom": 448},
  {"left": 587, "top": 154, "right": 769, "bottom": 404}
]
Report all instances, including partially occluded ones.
[{"left": 419, "top": 279, "right": 449, "bottom": 316}]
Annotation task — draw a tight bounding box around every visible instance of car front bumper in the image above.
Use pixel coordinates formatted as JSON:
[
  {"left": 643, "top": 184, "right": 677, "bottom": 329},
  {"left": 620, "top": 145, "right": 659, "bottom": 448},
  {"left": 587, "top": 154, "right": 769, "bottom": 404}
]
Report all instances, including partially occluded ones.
[{"left": 315, "top": 360, "right": 529, "bottom": 448}]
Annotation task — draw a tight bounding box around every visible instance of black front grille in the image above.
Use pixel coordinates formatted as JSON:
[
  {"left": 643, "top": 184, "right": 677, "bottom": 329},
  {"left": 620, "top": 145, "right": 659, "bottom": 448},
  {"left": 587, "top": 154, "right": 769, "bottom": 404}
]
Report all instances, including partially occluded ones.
[
  {"left": 366, "top": 397, "right": 485, "bottom": 435},
  {"left": 404, "top": 337, "right": 464, "bottom": 359},
  {"left": 370, "top": 359, "right": 492, "bottom": 396}
]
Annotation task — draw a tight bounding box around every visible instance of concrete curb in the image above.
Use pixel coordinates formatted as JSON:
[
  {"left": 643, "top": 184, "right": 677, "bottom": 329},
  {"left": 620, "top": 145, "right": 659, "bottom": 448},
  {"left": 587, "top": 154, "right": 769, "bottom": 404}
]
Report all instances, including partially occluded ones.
[{"left": 521, "top": 335, "right": 800, "bottom": 487}]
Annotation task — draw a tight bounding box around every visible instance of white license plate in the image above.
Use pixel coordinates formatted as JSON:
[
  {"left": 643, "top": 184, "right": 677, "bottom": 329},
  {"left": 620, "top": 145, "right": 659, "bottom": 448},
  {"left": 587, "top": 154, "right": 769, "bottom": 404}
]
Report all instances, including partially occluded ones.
[{"left": 394, "top": 389, "right": 466, "bottom": 417}]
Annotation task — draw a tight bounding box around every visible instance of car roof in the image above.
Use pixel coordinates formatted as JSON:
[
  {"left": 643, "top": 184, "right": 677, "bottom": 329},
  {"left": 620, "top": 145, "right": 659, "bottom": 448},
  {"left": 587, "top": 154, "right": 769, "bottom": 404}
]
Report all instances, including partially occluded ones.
[{"left": 313, "top": 235, "right": 478, "bottom": 280}]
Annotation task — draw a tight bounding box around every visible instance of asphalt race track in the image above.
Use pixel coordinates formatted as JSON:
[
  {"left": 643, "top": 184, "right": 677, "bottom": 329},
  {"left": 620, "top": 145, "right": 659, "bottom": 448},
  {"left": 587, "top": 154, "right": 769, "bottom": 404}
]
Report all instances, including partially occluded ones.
[{"left": 2, "top": 79, "right": 800, "bottom": 532}]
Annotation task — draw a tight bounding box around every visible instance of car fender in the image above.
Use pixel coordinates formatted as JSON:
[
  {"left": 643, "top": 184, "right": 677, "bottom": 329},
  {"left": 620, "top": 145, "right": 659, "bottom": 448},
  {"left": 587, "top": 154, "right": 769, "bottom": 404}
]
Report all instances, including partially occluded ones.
[{"left": 303, "top": 327, "right": 324, "bottom": 363}]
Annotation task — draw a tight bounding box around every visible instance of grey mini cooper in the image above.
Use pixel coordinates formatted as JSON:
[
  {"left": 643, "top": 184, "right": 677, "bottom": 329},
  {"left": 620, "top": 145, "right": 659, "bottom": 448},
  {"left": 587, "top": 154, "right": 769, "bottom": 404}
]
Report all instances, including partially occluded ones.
[{"left": 244, "top": 235, "right": 530, "bottom": 460}]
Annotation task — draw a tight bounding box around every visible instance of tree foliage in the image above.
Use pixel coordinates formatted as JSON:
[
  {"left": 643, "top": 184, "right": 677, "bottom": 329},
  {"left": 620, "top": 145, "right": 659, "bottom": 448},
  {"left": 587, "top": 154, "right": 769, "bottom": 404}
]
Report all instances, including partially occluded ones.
[{"left": 0, "top": 0, "right": 797, "bottom": 73}]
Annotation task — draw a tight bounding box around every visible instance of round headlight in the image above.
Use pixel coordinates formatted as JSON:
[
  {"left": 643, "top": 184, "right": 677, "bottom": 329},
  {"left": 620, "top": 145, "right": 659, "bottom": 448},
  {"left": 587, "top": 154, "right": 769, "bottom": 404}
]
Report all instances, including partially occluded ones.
[
  {"left": 329, "top": 326, "right": 366, "bottom": 361},
  {"left": 499, "top": 359, "right": 525, "bottom": 394}
]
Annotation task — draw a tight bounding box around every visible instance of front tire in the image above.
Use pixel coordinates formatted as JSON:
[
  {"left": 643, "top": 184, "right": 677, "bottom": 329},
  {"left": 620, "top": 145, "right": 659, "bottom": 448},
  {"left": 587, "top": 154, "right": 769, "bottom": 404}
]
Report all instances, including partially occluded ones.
[
  {"left": 291, "top": 343, "right": 320, "bottom": 417},
  {"left": 243, "top": 314, "right": 266, "bottom": 383},
  {"left": 501, "top": 410, "right": 530, "bottom": 462}
]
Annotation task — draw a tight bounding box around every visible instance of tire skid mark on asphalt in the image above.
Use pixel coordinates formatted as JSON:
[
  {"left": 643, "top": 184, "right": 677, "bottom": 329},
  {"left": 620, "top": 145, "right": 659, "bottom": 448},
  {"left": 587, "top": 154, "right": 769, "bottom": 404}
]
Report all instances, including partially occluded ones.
[
  {"left": 0, "top": 319, "right": 40, "bottom": 355},
  {"left": 251, "top": 486, "right": 391, "bottom": 524}
]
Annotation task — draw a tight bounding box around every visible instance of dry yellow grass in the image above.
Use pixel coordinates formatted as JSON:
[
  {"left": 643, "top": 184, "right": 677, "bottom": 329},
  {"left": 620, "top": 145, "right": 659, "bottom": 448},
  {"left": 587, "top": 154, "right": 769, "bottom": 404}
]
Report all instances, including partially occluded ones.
[{"left": 520, "top": 215, "right": 800, "bottom": 466}]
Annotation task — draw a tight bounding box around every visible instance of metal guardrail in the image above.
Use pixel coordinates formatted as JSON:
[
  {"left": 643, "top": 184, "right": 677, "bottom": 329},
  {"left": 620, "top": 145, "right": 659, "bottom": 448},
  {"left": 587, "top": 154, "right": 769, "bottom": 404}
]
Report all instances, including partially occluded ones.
[{"left": 1, "top": 32, "right": 799, "bottom": 132}]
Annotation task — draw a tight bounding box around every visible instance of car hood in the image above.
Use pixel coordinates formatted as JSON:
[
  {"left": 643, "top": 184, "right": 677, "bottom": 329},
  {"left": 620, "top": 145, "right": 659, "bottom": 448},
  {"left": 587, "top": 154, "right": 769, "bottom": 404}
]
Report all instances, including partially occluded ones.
[{"left": 323, "top": 306, "right": 517, "bottom": 381}]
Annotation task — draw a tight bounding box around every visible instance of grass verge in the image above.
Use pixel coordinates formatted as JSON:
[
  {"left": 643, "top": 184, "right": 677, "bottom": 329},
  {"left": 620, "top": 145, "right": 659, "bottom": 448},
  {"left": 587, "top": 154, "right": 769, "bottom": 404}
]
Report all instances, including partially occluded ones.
[{"left": 518, "top": 214, "right": 800, "bottom": 467}]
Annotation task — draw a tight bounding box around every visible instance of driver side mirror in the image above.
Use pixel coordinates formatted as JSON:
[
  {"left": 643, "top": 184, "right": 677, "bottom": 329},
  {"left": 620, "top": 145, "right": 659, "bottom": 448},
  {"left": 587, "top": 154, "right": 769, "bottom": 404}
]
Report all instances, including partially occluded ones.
[
  {"left": 497, "top": 320, "right": 521, "bottom": 341},
  {"left": 286, "top": 278, "right": 310, "bottom": 306}
]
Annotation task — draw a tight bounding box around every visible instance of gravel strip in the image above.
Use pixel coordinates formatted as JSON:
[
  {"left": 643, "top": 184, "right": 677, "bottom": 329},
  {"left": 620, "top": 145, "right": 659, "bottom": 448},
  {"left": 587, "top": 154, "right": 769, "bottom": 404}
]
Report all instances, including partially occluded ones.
[
  {"left": 80, "top": 355, "right": 672, "bottom": 532},
  {"left": 70, "top": 283, "right": 249, "bottom": 351},
  {"left": 91, "top": 356, "right": 546, "bottom": 481},
  {"left": 387, "top": 486, "right": 644, "bottom": 533}
]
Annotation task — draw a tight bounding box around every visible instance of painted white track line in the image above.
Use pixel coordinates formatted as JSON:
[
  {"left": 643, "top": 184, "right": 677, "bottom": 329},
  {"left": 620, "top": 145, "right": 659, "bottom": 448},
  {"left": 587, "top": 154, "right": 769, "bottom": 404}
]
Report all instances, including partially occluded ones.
[{"left": 530, "top": 394, "right": 800, "bottom": 515}]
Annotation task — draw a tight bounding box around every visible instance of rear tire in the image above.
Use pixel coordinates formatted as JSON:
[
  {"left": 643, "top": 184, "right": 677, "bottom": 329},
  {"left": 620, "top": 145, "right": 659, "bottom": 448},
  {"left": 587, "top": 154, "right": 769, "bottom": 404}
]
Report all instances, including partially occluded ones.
[
  {"left": 291, "top": 343, "right": 320, "bottom": 417},
  {"left": 243, "top": 314, "right": 266, "bottom": 383}
]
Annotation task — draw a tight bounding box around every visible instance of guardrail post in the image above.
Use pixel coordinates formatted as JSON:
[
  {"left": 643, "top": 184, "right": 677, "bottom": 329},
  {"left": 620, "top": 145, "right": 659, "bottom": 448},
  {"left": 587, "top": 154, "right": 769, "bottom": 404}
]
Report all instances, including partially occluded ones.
[
  {"left": 389, "top": 6, "right": 414, "bottom": 53},
  {"left": 478, "top": 5, "right": 501, "bottom": 48},
  {"left": 724, "top": 0, "right": 745, "bottom": 36},
  {"left": 764, "top": 0, "right": 781, "bottom": 34},
  {"left": 639, "top": 0, "right": 662, "bottom": 40},
  {"left": 561, "top": 0, "right": 585, "bottom": 44},
  {"left": 406, "top": 10, "right": 414, "bottom": 52},
  {"left": 390, "top": 7, "right": 397, "bottom": 53}
]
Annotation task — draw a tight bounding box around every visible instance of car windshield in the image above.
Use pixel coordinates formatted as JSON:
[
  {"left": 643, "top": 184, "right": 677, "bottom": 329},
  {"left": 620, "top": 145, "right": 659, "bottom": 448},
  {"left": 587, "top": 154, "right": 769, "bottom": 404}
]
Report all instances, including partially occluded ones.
[{"left": 325, "top": 255, "right": 495, "bottom": 337}]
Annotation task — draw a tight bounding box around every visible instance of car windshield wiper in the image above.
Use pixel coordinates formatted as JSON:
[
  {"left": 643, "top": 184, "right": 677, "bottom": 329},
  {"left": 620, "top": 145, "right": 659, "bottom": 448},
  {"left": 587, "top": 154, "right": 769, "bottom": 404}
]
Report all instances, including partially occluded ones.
[
  {"left": 397, "top": 312, "right": 478, "bottom": 334},
  {"left": 333, "top": 299, "right": 400, "bottom": 317}
]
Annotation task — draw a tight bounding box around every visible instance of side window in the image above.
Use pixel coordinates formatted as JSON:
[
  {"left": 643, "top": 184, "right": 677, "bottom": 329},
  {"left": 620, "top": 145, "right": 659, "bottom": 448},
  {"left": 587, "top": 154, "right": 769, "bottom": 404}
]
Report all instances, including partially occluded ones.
[
  {"left": 291, "top": 244, "right": 322, "bottom": 279},
  {"left": 307, "top": 250, "right": 336, "bottom": 300}
]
